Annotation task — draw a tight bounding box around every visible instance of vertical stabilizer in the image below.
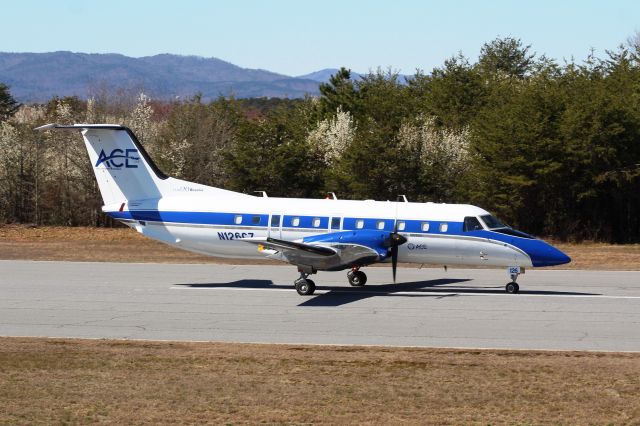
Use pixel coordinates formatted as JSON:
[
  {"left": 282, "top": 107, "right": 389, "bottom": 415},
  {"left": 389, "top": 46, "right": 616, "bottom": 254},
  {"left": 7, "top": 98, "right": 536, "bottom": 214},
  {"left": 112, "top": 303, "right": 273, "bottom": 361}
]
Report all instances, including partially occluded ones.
[{"left": 36, "top": 124, "right": 166, "bottom": 205}]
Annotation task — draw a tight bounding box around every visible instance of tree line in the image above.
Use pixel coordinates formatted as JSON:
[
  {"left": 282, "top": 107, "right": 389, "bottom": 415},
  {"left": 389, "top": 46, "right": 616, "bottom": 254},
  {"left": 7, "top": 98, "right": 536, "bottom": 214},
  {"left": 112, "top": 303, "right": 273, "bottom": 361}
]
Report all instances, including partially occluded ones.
[{"left": 0, "top": 37, "right": 639, "bottom": 242}]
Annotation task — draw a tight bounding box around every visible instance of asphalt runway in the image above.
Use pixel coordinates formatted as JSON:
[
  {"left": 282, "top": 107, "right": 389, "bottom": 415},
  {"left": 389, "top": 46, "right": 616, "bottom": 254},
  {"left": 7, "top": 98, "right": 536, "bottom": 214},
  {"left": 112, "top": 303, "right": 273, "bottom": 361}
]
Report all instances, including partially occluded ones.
[{"left": 1, "top": 260, "right": 640, "bottom": 351}]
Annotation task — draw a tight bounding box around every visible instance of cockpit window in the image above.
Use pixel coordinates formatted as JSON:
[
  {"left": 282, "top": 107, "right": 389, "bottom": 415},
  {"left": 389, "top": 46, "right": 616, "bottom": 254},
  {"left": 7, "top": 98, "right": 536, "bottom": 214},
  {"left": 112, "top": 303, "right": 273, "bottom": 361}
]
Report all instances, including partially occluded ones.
[
  {"left": 479, "top": 214, "right": 535, "bottom": 239},
  {"left": 492, "top": 227, "right": 534, "bottom": 239},
  {"left": 463, "top": 216, "right": 484, "bottom": 232},
  {"left": 479, "top": 214, "right": 505, "bottom": 229}
]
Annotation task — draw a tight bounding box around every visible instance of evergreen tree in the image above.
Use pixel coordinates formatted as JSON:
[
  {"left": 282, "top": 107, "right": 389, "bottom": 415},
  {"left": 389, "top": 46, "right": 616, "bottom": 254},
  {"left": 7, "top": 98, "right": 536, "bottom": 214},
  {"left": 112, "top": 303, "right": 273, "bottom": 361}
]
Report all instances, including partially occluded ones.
[
  {"left": 318, "top": 67, "right": 358, "bottom": 117},
  {"left": 408, "top": 53, "right": 486, "bottom": 128},
  {"left": 477, "top": 37, "right": 535, "bottom": 79},
  {"left": 0, "top": 83, "right": 20, "bottom": 122},
  {"left": 225, "top": 100, "right": 324, "bottom": 198}
]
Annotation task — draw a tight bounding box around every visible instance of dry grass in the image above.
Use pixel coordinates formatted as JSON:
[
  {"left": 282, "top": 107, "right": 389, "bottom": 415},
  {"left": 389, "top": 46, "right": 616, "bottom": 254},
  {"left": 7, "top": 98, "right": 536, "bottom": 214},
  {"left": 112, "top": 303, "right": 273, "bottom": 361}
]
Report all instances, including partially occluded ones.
[
  {"left": 0, "top": 225, "right": 275, "bottom": 264},
  {"left": 0, "top": 337, "right": 639, "bottom": 424},
  {"left": 552, "top": 241, "right": 640, "bottom": 270},
  {"left": 1, "top": 224, "right": 639, "bottom": 270}
]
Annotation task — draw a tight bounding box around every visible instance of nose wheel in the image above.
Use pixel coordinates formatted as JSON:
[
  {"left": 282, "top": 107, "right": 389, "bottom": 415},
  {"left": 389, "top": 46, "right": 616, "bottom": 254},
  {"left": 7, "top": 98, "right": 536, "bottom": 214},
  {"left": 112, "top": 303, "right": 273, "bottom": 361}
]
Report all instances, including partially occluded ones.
[{"left": 505, "top": 282, "right": 520, "bottom": 294}]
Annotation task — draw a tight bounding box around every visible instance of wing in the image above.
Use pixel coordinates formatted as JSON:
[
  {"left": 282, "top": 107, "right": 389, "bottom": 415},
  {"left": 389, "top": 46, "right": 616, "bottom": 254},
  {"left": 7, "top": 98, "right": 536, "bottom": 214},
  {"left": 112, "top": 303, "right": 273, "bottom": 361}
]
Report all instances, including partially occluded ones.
[{"left": 243, "top": 236, "right": 381, "bottom": 272}]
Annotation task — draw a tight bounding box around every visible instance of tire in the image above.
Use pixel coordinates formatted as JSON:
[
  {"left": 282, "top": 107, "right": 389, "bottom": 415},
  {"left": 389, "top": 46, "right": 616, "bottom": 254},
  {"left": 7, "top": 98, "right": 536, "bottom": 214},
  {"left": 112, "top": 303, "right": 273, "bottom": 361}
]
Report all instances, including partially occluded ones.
[
  {"left": 295, "top": 279, "right": 315, "bottom": 296},
  {"left": 505, "top": 282, "right": 519, "bottom": 294},
  {"left": 348, "top": 271, "right": 367, "bottom": 287}
]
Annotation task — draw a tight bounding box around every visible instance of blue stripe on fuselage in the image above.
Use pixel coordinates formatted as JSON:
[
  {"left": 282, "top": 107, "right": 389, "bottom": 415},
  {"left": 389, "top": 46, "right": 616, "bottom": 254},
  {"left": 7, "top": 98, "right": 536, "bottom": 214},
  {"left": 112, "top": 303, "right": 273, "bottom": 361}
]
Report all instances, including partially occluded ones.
[
  {"left": 106, "top": 210, "right": 570, "bottom": 266},
  {"left": 108, "top": 210, "right": 461, "bottom": 233}
]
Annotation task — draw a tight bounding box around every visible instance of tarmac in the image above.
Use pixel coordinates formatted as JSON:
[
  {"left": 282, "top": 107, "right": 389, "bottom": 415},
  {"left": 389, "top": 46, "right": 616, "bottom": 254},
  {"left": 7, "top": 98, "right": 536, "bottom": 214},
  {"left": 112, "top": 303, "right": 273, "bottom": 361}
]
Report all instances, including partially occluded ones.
[{"left": 1, "top": 260, "right": 639, "bottom": 351}]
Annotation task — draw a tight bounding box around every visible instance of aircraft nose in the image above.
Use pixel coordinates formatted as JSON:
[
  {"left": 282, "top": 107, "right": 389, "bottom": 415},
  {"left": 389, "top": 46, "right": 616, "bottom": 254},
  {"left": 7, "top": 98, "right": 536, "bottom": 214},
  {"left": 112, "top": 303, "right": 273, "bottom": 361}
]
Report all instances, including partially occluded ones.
[{"left": 528, "top": 241, "right": 571, "bottom": 267}]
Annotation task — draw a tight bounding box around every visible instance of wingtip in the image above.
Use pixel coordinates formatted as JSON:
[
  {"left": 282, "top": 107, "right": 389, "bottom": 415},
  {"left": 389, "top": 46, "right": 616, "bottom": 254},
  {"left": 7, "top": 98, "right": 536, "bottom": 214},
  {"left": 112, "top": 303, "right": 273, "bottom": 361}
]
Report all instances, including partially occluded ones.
[{"left": 34, "top": 123, "right": 59, "bottom": 131}]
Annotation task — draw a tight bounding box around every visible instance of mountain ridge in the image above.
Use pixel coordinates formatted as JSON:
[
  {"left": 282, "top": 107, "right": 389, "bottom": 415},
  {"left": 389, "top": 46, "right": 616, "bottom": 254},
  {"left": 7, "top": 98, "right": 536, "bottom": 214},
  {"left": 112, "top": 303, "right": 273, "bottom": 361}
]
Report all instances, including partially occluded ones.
[
  {"left": 0, "top": 51, "right": 333, "bottom": 102},
  {"left": 297, "top": 68, "right": 364, "bottom": 82}
]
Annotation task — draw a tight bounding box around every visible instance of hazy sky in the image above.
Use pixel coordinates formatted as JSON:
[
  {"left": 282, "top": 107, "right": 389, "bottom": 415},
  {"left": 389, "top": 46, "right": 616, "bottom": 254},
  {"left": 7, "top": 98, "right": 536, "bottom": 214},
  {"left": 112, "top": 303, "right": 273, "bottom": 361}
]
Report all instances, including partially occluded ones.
[{"left": 2, "top": 0, "right": 638, "bottom": 76}]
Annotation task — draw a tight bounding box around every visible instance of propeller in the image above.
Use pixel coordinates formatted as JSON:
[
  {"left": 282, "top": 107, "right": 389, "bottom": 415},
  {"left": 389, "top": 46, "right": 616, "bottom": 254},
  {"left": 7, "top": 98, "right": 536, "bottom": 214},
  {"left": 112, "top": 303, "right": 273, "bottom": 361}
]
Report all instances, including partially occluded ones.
[{"left": 384, "top": 223, "right": 407, "bottom": 283}]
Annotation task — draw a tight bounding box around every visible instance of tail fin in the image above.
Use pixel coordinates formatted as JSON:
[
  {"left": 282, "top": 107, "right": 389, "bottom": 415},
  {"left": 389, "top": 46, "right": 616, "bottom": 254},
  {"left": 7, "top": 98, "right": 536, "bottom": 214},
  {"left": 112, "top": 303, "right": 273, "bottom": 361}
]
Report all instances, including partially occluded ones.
[{"left": 36, "top": 124, "right": 166, "bottom": 206}]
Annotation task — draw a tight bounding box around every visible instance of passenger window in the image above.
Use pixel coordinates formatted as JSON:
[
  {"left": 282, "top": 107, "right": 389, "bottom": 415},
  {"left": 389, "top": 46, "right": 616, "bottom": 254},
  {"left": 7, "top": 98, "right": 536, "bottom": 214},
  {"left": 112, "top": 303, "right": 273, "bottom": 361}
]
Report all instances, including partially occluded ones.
[
  {"left": 377, "top": 220, "right": 385, "bottom": 230},
  {"left": 439, "top": 223, "right": 448, "bottom": 232},
  {"left": 463, "top": 216, "right": 483, "bottom": 232},
  {"left": 234, "top": 215, "right": 242, "bottom": 225},
  {"left": 252, "top": 215, "right": 261, "bottom": 225},
  {"left": 356, "top": 219, "right": 364, "bottom": 229},
  {"left": 292, "top": 217, "right": 300, "bottom": 227},
  {"left": 312, "top": 217, "right": 321, "bottom": 228},
  {"left": 421, "top": 222, "right": 430, "bottom": 232},
  {"left": 270, "top": 215, "right": 280, "bottom": 227},
  {"left": 397, "top": 221, "right": 405, "bottom": 231},
  {"left": 331, "top": 217, "right": 341, "bottom": 230}
]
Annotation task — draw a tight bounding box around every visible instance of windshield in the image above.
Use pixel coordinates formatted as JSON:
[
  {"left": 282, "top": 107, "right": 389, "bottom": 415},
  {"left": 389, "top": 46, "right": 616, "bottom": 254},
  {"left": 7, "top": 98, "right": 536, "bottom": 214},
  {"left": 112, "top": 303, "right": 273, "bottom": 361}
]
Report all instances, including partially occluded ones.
[
  {"left": 480, "top": 214, "right": 506, "bottom": 229},
  {"left": 480, "top": 214, "right": 534, "bottom": 239}
]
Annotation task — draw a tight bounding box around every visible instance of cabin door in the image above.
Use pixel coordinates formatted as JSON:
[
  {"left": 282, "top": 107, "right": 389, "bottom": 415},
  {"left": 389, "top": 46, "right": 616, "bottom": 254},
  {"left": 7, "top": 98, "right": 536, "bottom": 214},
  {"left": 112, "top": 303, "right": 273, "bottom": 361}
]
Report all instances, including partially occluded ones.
[{"left": 269, "top": 212, "right": 282, "bottom": 239}]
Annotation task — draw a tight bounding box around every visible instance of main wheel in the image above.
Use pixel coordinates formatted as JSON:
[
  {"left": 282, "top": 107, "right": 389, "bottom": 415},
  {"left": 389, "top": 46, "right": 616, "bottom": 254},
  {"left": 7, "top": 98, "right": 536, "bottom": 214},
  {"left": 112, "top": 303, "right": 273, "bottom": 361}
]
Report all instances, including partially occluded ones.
[
  {"left": 295, "top": 279, "right": 316, "bottom": 296},
  {"left": 505, "top": 282, "right": 520, "bottom": 294},
  {"left": 348, "top": 270, "right": 367, "bottom": 287}
]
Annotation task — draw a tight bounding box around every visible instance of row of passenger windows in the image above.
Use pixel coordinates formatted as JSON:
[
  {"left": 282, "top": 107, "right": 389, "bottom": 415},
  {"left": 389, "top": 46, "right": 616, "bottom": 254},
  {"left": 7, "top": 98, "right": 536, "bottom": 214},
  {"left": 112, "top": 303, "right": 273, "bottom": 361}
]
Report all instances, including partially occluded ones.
[
  {"left": 235, "top": 214, "right": 450, "bottom": 233},
  {"left": 234, "top": 214, "right": 488, "bottom": 234}
]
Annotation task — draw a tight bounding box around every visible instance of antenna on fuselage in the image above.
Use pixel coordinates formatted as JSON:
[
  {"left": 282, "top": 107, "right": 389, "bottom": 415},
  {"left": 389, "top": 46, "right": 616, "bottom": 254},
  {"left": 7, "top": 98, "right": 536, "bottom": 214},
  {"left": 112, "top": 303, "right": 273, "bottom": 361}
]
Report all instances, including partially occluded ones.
[
  {"left": 254, "top": 191, "right": 268, "bottom": 198},
  {"left": 397, "top": 195, "right": 408, "bottom": 203},
  {"left": 326, "top": 192, "right": 338, "bottom": 200}
]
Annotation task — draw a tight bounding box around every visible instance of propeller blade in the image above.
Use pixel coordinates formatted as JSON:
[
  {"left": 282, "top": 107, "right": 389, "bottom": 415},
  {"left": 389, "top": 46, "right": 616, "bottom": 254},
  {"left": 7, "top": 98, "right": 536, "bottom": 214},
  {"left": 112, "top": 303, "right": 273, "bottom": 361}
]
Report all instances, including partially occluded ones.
[
  {"left": 391, "top": 243, "right": 398, "bottom": 283},
  {"left": 387, "top": 224, "right": 406, "bottom": 283}
]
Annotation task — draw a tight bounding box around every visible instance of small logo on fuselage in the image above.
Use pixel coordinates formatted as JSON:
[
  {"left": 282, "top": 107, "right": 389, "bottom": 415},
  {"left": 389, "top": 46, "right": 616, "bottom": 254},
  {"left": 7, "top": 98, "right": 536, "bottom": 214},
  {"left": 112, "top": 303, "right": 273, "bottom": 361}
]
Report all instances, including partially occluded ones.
[
  {"left": 95, "top": 148, "right": 140, "bottom": 169},
  {"left": 407, "top": 243, "right": 427, "bottom": 250}
]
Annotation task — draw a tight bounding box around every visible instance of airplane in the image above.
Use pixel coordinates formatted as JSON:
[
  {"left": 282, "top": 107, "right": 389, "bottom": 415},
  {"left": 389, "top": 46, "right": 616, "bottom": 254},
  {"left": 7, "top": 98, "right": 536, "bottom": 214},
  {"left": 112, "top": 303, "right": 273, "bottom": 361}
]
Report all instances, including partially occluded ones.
[{"left": 35, "top": 123, "right": 571, "bottom": 296}]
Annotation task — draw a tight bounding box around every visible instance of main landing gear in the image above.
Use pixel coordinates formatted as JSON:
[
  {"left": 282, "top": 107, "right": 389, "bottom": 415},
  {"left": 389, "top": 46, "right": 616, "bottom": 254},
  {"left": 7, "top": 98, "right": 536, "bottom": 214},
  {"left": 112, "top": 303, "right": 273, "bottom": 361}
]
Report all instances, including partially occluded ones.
[
  {"left": 294, "top": 273, "right": 316, "bottom": 296},
  {"left": 505, "top": 266, "right": 522, "bottom": 294},
  {"left": 347, "top": 267, "right": 367, "bottom": 287},
  {"left": 294, "top": 267, "right": 369, "bottom": 296}
]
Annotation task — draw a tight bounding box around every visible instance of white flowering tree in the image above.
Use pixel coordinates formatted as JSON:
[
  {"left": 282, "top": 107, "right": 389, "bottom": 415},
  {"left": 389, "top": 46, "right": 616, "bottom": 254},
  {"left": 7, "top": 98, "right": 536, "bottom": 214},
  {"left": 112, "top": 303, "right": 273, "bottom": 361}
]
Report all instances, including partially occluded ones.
[
  {"left": 127, "top": 92, "right": 158, "bottom": 145},
  {"left": 397, "top": 115, "right": 471, "bottom": 200},
  {"left": 0, "top": 105, "right": 47, "bottom": 223},
  {"left": 0, "top": 122, "right": 20, "bottom": 221},
  {"left": 306, "top": 106, "right": 356, "bottom": 165}
]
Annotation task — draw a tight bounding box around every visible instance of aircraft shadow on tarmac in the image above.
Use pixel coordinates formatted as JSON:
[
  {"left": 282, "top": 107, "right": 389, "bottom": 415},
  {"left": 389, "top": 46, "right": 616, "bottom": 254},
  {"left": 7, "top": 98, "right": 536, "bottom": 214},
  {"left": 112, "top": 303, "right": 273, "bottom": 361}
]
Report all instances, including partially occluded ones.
[{"left": 175, "top": 278, "right": 600, "bottom": 307}]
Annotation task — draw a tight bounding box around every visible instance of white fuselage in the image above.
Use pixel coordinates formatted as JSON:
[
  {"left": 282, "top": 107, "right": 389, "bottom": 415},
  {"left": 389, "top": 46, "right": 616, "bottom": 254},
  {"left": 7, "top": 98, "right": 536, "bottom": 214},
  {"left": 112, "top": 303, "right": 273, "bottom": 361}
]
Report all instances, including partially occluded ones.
[{"left": 113, "top": 193, "right": 534, "bottom": 268}]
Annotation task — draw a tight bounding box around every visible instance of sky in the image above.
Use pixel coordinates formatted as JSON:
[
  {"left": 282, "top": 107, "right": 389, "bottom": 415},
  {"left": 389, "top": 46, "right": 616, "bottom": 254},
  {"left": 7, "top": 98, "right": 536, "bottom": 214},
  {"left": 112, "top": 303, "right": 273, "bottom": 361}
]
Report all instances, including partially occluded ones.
[{"left": 2, "top": 0, "right": 638, "bottom": 76}]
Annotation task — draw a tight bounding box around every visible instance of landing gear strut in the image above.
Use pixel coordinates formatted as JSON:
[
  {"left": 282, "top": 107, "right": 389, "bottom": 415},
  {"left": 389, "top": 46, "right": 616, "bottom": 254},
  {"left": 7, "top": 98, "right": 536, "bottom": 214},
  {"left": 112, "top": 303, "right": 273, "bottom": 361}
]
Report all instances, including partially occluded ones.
[
  {"left": 347, "top": 267, "right": 367, "bottom": 287},
  {"left": 505, "top": 267, "right": 521, "bottom": 294}
]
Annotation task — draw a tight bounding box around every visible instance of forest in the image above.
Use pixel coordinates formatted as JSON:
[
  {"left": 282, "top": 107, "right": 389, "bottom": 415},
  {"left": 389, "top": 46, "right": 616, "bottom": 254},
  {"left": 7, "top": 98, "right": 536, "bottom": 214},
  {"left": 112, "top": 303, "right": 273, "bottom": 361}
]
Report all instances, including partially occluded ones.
[{"left": 0, "top": 37, "right": 638, "bottom": 242}]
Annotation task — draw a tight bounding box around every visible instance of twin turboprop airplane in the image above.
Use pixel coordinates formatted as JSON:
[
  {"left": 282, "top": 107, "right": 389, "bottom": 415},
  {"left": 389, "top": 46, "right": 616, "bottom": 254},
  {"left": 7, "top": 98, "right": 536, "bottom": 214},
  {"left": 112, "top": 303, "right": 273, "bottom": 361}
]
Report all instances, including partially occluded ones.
[{"left": 36, "top": 124, "right": 571, "bottom": 296}]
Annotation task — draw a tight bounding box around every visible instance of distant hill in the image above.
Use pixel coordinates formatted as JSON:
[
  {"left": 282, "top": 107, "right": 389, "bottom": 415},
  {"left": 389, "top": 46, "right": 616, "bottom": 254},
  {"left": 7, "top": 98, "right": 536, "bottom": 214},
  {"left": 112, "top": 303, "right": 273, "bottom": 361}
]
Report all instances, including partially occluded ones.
[
  {"left": 297, "top": 68, "right": 363, "bottom": 82},
  {"left": 0, "top": 52, "right": 324, "bottom": 102},
  {"left": 298, "top": 68, "right": 411, "bottom": 84}
]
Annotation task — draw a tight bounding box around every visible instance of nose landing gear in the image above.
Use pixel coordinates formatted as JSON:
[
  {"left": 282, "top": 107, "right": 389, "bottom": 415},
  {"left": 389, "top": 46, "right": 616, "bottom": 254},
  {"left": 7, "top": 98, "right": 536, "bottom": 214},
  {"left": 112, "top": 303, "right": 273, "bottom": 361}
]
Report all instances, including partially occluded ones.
[{"left": 505, "top": 266, "right": 522, "bottom": 294}]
